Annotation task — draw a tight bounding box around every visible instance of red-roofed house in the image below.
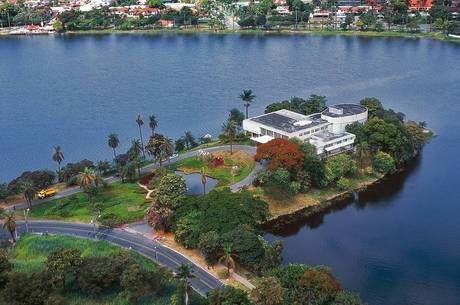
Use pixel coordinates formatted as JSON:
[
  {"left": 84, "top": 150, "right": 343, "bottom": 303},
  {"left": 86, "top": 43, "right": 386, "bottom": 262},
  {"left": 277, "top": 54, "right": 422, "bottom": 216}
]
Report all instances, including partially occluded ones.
[{"left": 408, "top": 0, "right": 433, "bottom": 10}]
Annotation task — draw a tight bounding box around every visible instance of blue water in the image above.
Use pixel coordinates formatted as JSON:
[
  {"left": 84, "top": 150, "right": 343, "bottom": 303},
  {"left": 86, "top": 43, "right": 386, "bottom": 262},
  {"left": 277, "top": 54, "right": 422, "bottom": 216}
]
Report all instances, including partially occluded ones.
[
  {"left": 1, "top": 33, "right": 459, "bottom": 305},
  {"left": 175, "top": 170, "right": 218, "bottom": 195}
]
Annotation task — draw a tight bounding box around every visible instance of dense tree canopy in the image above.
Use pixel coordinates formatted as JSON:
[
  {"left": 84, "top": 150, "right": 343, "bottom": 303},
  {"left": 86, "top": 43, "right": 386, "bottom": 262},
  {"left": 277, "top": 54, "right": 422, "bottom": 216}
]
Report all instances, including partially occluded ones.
[{"left": 255, "top": 138, "right": 304, "bottom": 175}]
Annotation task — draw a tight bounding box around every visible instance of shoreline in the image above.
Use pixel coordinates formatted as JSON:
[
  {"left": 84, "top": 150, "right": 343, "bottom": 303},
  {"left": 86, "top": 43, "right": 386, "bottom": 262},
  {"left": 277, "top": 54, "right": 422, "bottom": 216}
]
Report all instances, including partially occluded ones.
[{"left": 2, "top": 28, "right": 459, "bottom": 43}]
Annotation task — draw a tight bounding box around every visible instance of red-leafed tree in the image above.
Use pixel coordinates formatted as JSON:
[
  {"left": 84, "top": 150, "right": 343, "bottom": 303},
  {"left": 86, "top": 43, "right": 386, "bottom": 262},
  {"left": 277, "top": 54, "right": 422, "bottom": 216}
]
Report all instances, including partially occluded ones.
[{"left": 255, "top": 138, "right": 304, "bottom": 174}]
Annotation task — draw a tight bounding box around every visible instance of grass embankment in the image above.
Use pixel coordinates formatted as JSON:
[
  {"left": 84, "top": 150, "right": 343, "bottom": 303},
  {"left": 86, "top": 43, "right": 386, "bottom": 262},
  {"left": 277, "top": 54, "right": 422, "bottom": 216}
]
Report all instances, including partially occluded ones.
[
  {"left": 253, "top": 171, "right": 383, "bottom": 219},
  {"left": 65, "top": 28, "right": 459, "bottom": 43},
  {"left": 27, "top": 182, "right": 149, "bottom": 224},
  {"left": 169, "top": 150, "right": 255, "bottom": 187},
  {"left": 9, "top": 234, "right": 195, "bottom": 305}
]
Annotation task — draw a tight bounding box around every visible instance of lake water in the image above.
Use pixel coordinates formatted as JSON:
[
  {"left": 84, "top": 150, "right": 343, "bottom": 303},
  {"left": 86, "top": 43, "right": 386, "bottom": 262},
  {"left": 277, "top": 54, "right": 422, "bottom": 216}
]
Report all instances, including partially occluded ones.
[{"left": 1, "top": 33, "right": 459, "bottom": 305}]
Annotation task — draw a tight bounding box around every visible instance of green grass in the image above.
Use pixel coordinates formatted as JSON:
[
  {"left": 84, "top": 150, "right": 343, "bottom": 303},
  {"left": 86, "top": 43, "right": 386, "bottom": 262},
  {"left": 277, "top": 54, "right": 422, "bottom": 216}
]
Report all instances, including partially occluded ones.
[
  {"left": 168, "top": 151, "right": 255, "bottom": 187},
  {"left": 9, "top": 234, "right": 205, "bottom": 305},
  {"left": 28, "top": 182, "right": 149, "bottom": 224}
]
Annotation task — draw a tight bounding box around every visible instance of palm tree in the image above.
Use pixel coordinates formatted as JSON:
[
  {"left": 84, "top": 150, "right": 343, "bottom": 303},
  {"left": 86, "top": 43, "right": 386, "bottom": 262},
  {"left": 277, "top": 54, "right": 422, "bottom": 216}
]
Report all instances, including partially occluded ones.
[
  {"left": 356, "top": 142, "right": 370, "bottom": 170},
  {"left": 108, "top": 133, "right": 120, "bottom": 160},
  {"left": 218, "top": 244, "right": 236, "bottom": 275},
  {"left": 21, "top": 181, "right": 37, "bottom": 209},
  {"left": 175, "top": 264, "right": 195, "bottom": 305},
  {"left": 128, "top": 139, "right": 143, "bottom": 176},
  {"left": 149, "top": 115, "right": 158, "bottom": 135},
  {"left": 136, "top": 114, "right": 146, "bottom": 160},
  {"left": 239, "top": 89, "right": 256, "bottom": 119},
  {"left": 2, "top": 211, "right": 16, "bottom": 242},
  {"left": 200, "top": 167, "right": 207, "bottom": 195},
  {"left": 78, "top": 167, "right": 96, "bottom": 189},
  {"left": 52, "top": 145, "right": 65, "bottom": 178},
  {"left": 145, "top": 134, "right": 173, "bottom": 166},
  {"left": 222, "top": 120, "right": 237, "bottom": 155}
]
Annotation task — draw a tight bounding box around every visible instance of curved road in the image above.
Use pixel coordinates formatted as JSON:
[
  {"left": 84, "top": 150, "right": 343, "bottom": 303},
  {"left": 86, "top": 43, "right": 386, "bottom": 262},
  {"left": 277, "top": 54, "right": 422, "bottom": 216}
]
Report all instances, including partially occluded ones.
[
  {"left": 10, "top": 220, "right": 224, "bottom": 296},
  {"left": 11, "top": 145, "right": 258, "bottom": 210}
]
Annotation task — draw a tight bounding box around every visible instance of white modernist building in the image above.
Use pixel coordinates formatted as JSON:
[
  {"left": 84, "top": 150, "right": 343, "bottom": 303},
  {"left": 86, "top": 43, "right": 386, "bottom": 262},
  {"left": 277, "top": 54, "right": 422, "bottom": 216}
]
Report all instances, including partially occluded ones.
[{"left": 242, "top": 104, "right": 368, "bottom": 157}]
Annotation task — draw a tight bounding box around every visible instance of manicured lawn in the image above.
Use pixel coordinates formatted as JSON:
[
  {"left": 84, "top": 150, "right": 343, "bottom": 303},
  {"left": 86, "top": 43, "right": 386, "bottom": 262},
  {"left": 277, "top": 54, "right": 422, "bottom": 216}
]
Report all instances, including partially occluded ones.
[
  {"left": 28, "top": 182, "right": 150, "bottom": 225},
  {"left": 10, "top": 234, "right": 204, "bottom": 305},
  {"left": 169, "top": 150, "right": 255, "bottom": 186}
]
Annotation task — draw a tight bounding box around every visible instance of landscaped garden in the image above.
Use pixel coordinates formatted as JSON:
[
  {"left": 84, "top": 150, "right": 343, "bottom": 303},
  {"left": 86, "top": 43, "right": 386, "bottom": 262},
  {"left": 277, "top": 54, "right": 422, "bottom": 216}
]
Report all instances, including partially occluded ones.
[
  {"left": 27, "top": 182, "right": 150, "bottom": 226},
  {"left": 3, "top": 234, "right": 205, "bottom": 305},
  {"left": 168, "top": 150, "right": 255, "bottom": 187}
]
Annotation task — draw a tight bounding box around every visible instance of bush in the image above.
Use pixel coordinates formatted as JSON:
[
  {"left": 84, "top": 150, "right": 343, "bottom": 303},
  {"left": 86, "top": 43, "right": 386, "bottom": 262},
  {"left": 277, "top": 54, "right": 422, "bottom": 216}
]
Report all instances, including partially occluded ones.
[
  {"left": 99, "top": 213, "right": 122, "bottom": 227},
  {"left": 289, "top": 181, "right": 301, "bottom": 195},
  {"left": 373, "top": 151, "right": 396, "bottom": 174},
  {"left": 45, "top": 294, "right": 67, "bottom": 305},
  {"left": 336, "top": 177, "right": 352, "bottom": 191}
]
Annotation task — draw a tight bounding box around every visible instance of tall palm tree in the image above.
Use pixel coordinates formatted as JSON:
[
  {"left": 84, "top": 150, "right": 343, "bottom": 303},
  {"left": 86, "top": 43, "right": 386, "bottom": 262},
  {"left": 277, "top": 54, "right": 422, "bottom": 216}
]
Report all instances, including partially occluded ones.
[
  {"left": 149, "top": 115, "right": 158, "bottom": 136},
  {"left": 218, "top": 244, "right": 236, "bottom": 275},
  {"left": 175, "top": 264, "right": 195, "bottom": 305},
  {"left": 128, "top": 139, "right": 143, "bottom": 176},
  {"left": 239, "top": 89, "right": 256, "bottom": 119},
  {"left": 2, "top": 211, "right": 16, "bottom": 242},
  {"left": 78, "top": 167, "right": 96, "bottom": 189},
  {"left": 222, "top": 120, "right": 237, "bottom": 155},
  {"left": 136, "top": 114, "right": 146, "bottom": 160},
  {"left": 52, "top": 145, "right": 65, "bottom": 178},
  {"left": 108, "top": 133, "right": 120, "bottom": 160}
]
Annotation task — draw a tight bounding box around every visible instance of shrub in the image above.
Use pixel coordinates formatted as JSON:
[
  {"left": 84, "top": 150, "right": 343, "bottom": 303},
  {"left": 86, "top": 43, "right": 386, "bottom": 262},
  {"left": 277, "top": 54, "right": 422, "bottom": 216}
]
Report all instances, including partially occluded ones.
[
  {"left": 45, "top": 294, "right": 67, "bottom": 305},
  {"left": 289, "top": 181, "right": 301, "bottom": 195},
  {"left": 99, "top": 213, "right": 122, "bottom": 227},
  {"left": 336, "top": 177, "right": 352, "bottom": 191}
]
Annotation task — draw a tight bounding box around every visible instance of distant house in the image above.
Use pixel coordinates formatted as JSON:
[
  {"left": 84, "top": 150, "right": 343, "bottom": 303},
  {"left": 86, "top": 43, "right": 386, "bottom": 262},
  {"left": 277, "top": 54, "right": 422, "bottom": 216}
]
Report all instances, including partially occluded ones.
[
  {"left": 159, "top": 19, "right": 175, "bottom": 27},
  {"left": 275, "top": 6, "right": 291, "bottom": 15},
  {"left": 242, "top": 104, "right": 368, "bottom": 156},
  {"left": 408, "top": 0, "right": 433, "bottom": 11}
]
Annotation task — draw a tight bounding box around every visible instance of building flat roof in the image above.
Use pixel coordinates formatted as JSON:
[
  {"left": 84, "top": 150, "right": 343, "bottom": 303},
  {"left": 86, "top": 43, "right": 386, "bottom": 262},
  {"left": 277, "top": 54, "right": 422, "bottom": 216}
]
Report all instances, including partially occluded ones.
[
  {"left": 250, "top": 110, "right": 328, "bottom": 133},
  {"left": 322, "top": 104, "right": 367, "bottom": 118},
  {"left": 310, "top": 130, "right": 353, "bottom": 142}
]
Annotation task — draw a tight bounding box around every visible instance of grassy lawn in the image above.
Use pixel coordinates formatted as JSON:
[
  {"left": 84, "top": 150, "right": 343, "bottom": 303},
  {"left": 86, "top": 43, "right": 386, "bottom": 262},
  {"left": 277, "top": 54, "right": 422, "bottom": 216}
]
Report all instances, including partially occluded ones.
[
  {"left": 253, "top": 171, "right": 383, "bottom": 218},
  {"left": 28, "top": 182, "right": 149, "bottom": 225},
  {"left": 169, "top": 150, "right": 255, "bottom": 187},
  {"left": 9, "top": 234, "right": 203, "bottom": 305}
]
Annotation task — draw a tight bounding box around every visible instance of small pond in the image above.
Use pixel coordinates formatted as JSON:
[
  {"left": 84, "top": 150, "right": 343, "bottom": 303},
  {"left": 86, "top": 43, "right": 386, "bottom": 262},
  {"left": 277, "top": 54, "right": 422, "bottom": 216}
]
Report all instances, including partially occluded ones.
[{"left": 175, "top": 171, "right": 218, "bottom": 195}]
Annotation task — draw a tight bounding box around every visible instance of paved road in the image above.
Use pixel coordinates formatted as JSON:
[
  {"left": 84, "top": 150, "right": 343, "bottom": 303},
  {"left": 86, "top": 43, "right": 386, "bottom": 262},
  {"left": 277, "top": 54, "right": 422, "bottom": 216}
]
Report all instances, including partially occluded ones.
[
  {"left": 10, "top": 220, "right": 224, "bottom": 296},
  {"left": 11, "top": 145, "right": 257, "bottom": 211}
]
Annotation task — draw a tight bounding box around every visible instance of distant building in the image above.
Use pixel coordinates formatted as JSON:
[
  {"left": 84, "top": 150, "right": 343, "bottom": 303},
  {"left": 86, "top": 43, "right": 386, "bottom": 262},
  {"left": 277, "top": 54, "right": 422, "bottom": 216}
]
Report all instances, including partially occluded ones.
[
  {"left": 242, "top": 104, "right": 368, "bottom": 156},
  {"left": 408, "top": 0, "right": 433, "bottom": 11}
]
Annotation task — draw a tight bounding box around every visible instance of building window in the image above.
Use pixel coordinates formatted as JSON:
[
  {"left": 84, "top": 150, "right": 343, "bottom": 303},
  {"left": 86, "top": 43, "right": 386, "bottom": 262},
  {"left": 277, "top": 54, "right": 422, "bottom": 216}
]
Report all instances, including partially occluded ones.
[{"left": 267, "top": 130, "right": 274, "bottom": 137}]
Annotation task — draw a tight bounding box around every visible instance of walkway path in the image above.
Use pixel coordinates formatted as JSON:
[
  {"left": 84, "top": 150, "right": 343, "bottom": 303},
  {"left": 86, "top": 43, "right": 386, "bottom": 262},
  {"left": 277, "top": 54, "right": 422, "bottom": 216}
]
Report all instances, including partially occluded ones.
[
  {"left": 10, "top": 145, "right": 258, "bottom": 211},
  {"left": 8, "top": 220, "right": 224, "bottom": 296}
]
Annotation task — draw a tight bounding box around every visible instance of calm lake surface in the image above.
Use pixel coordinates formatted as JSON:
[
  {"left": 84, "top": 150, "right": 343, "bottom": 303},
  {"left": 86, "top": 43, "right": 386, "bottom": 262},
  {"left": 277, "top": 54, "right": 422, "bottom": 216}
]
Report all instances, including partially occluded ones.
[{"left": 1, "top": 34, "right": 459, "bottom": 305}]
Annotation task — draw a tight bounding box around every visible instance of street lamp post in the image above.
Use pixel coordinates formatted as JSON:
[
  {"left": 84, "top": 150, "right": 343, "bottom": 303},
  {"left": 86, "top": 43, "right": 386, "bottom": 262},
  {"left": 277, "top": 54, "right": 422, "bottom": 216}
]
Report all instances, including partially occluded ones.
[
  {"left": 90, "top": 213, "right": 100, "bottom": 239},
  {"left": 23, "top": 208, "right": 30, "bottom": 233}
]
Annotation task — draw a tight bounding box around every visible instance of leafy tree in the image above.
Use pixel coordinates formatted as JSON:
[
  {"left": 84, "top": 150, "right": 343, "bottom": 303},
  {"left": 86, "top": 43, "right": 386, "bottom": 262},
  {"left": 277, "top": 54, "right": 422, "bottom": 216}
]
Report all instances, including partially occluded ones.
[
  {"left": 21, "top": 180, "right": 37, "bottom": 209},
  {"left": 332, "top": 291, "right": 366, "bottom": 305},
  {"left": 297, "top": 268, "right": 342, "bottom": 304},
  {"left": 147, "top": 0, "right": 165, "bottom": 8},
  {"left": 266, "top": 264, "right": 309, "bottom": 288},
  {"left": 0, "top": 249, "right": 12, "bottom": 288},
  {"left": 157, "top": 173, "right": 187, "bottom": 208},
  {"left": 198, "top": 231, "right": 221, "bottom": 265},
  {"left": 239, "top": 89, "right": 256, "bottom": 119},
  {"left": 45, "top": 248, "right": 82, "bottom": 291},
  {"left": 96, "top": 160, "right": 111, "bottom": 175},
  {"left": 250, "top": 276, "right": 284, "bottom": 305},
  {"left": 208, "top": 286, "right": 252, "bottom": 305},
  {"left": 325, "top": 154, "right": 356, "bottom": 183},
  {"left": 373, "top": 151, "right": 396, "bottom": 174},
  {"left": 337, "top": 177, "right": 352, "bottom": 191},
  {"left": 304, "top": 94, "right": 327, "bottom": 115},
  {"left": 78, "top": 252, "right": 136, "bottom": 294},
  {"left": 52, "top": 145, "right": 65, "bottom": 178},
  {"left": 175, "top": 137, "right": 186, "bottom": 152},
  {"left": 183, "top": 131, "right": 198, "bottom": 149},
  {"left": 359, "top": 97, "right": 383, "bottom": 118},
  {"left": 220, "top": 226, "right": 265, "bottom": 270},
  {"left": 108, "top": 133, "right": 120, "bottom": 160},
  {"left": 44, "top": 294, "right": 67, "bottom": 305},
  {"left": 300, "top": 143, "right": 327, "bottom": 188},
  {"left": 260, "top": 239, "right": 283, "bottom": 271},
  {"left": 121, "top": 263, "right": 167, "bottom": 304},
  {"left": 0, "top": 183, "right": 9, "bottom": 203},
  {"left": 255, "top": 138, "right": 304, "bottom": 175},
  {"left": 2, "top": 272, "right": 52, "bottom": 305}
]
